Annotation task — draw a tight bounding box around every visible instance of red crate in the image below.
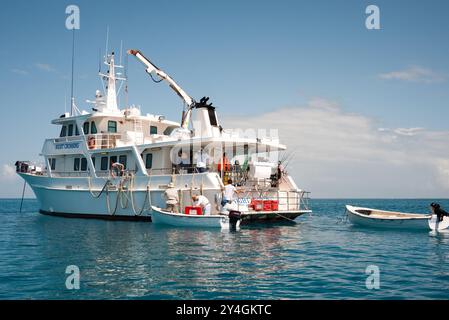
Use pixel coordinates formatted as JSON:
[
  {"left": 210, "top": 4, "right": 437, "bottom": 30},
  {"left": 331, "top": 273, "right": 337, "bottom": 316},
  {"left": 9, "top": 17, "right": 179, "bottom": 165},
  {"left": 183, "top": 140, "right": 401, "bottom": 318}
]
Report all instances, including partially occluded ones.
[
  {"left": 263, "top": 200, "right": 272, "bottom": 211},
  {"left": 185, "top": 206, "right": 203, "bottom": 215},
  {"left": 271, "top": 200, "right": 279, "bottom": 211},
  {"left": 250, "top": 199, "right": 264, "bottom": 211}
]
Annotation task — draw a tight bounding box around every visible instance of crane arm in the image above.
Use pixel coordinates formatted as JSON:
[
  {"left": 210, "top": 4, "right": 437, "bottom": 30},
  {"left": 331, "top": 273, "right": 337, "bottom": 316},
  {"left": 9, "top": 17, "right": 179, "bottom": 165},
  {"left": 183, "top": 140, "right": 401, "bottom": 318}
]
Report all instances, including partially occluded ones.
[{"left": 127, "top": 49, "right": 195, "bottom": 111}]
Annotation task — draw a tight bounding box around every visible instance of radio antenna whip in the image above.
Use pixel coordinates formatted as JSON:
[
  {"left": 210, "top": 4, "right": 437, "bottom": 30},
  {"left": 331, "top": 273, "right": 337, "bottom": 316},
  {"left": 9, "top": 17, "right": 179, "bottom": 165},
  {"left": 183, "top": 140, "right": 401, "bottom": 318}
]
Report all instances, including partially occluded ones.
[{"left": 70, "top": 28, "right": 75, "bottom": 116}]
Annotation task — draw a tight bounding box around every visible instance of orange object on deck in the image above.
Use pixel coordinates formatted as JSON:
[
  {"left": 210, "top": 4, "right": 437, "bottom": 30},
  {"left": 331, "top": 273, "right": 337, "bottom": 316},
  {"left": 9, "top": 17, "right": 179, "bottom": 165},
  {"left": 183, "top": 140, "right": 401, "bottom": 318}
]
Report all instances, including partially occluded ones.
[
  {"left": 271, "top": 200, "right": 279, "bottom": 211},
  {"left": 87, "top": 136, "right": 96, "bottom": 149},
  {"left": 217, "top": 156, "right": 231, "bottom": 173}
]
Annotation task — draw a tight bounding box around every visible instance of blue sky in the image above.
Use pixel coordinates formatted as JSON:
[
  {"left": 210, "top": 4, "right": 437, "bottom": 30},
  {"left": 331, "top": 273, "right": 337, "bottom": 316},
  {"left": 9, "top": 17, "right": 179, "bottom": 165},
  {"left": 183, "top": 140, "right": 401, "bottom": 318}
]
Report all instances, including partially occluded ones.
[{"left": 1, "top": 0, "right": 449, "bottom": 198}]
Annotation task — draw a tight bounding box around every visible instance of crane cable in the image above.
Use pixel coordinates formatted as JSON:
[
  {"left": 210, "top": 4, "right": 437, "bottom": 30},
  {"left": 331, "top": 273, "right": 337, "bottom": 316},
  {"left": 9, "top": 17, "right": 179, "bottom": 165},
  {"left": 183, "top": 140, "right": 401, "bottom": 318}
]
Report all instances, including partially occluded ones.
[{"left": 149, "top": 73, "right": 163, "bottom": 83}]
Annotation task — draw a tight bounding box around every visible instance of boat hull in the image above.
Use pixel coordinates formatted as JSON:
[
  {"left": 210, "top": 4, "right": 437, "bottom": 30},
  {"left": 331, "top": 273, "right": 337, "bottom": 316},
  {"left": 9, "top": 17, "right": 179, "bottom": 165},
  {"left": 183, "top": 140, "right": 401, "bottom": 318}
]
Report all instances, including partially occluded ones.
[
  {"left": 39, "top": 209, "right": 152, "bottom": 221},
  {"left": 240, "top": 210, "right": 309, "bottom": 223},
  {"left": 151, "top": 207, "right": 228, "bottom": 228},
  {"left": 21, "top": 173, "right": 163, "bottom": 219},
  {"left": 346, "top": 205, "right": 429, "bottom": 230}
]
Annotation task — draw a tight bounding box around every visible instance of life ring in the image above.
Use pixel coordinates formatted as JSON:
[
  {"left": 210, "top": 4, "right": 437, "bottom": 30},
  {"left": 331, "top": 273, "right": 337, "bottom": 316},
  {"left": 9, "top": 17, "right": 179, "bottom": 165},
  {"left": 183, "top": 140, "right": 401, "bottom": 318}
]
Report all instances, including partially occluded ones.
[
  {"left": 111, "top": 162, "right": 125, "bottom": 178},
  {"left": 87, "top": 136, "right": 96, "bottom": 149}
]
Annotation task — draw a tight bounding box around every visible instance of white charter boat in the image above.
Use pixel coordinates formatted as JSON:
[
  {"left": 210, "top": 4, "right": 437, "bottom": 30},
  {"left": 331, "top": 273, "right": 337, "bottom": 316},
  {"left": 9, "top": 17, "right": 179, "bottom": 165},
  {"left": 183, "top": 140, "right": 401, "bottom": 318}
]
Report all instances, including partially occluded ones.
[{"left": 15, "top": 48, "right": 311, "bottom": 224}]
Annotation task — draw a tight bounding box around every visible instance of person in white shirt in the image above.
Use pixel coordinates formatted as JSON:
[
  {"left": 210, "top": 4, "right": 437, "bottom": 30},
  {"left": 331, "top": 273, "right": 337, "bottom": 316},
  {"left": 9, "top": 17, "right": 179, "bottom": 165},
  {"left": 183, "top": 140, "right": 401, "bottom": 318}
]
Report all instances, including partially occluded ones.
[
  {"left": 222, "top": 179, "right": 240, "bottom": 206},
  {"left": 164, "top": 182, "right": 179, "bottom": 213},
  {"left": 192, "top": 194, "right": 211, "bottom": 215},
  {"left": 195, "top": 148, "right": 209, "bottom": 173}
]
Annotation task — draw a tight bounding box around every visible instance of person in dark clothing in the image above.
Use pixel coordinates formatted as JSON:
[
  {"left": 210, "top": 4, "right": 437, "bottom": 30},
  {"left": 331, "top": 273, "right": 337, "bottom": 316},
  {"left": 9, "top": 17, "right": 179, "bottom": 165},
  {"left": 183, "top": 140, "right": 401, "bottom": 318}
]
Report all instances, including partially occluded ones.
[{"left": 430, "top": 203, "right": 449, "bottom": 222}]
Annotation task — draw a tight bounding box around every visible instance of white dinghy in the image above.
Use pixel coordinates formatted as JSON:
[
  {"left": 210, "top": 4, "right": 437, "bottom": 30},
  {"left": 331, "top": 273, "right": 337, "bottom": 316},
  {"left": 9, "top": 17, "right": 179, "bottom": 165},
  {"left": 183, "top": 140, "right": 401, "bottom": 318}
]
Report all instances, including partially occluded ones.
[
  {"left": 150, "top": 206, "right": 241, "bottom": 229},
  {"left": 345, "top": 205, "right": 430, "bottom": 230}
]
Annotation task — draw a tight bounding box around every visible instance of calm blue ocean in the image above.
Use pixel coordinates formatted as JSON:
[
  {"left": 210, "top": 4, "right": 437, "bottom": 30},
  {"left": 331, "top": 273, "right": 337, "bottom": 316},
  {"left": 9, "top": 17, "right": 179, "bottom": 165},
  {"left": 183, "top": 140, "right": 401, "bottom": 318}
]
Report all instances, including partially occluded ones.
[{"left": 0, "top": 198, "right": 449, "bottom": 300}]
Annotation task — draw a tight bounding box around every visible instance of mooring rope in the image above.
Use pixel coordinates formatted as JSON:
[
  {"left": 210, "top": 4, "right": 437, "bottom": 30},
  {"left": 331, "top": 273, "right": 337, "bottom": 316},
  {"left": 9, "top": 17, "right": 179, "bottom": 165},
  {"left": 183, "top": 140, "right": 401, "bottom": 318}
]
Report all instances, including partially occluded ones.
[
  {"left": 130, "top": 173, "right": 152, "bottom": 216},
  {"left": 88, "top": 176, "right": 110, "bottom": 198},
  {"left": 271, "top": 211, "right": 297, "bottom": 223},
  {"left": 106, "top": 184, "right": 121, "bottom": 215}
]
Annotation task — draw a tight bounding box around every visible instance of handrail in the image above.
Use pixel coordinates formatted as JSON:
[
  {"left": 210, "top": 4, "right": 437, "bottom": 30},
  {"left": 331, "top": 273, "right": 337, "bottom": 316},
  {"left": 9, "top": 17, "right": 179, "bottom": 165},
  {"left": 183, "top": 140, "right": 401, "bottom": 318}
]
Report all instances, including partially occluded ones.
[
  {"left": 85, "top": 133, "right": 122, "bottom": 150},
  {"left": 53, "top": 136, "right": 84, "bottom": 143},
  {"left": 229, "top": 189, "right": 310, "bottom": 212}
]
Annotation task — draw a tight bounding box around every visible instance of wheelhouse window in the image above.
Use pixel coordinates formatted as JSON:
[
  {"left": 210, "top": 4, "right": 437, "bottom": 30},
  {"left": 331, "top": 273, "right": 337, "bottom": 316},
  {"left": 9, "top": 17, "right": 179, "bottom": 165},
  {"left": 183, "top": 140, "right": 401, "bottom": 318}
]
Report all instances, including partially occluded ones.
[
  {"left": 108, "top": 121, "right": 117, "bottom": 133},
  {"left": 91, "top": 121, "right": 97, "bottom": 134},
  {"left": 119, "top": 155, "right": 127, "bottom": 170},
  {"left": 101, "top": 157, "right": 108, "bottom": 171},
  {"left": 150, "top": 126, "right": 158, "bottom": 135},
  {"left": 60, "top": 126, "right": 67, "bottom": 137},
  {"left": 110, "top": 156, "right": 117, "bottom": 168},
  {"left": 163, "top": 126, "right": 175, "bottom": 136},
  {"left": 68, "top": 124, "right": 74, "bottom": 136},
  {"left": 48, "top": 158, "right": 56, "bottom": 171},
  {"left": 75, "top": 125, "right": 79, "bottom": 136},
  {"left": 208, "top": 109, "right": 218, "bottom": 126},
  {"left": 83, "top": 122, "right": 89, "bottom": 135},
  {"left": 81, "top": 158, "right": 87, "bottom": 171},
  {"left": 145, "top": 153, "right": 153, "bottom": 169},
  {"left": 74, "top": 158, "right": 80, "bottom": 171}
]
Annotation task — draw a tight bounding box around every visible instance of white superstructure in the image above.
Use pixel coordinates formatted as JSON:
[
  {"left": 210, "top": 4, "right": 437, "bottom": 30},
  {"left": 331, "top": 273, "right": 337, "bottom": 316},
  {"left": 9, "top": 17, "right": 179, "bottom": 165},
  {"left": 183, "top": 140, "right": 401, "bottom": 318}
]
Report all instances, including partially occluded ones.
[{"left": 16, "top": 49, "right": 311, "bottom": 223}]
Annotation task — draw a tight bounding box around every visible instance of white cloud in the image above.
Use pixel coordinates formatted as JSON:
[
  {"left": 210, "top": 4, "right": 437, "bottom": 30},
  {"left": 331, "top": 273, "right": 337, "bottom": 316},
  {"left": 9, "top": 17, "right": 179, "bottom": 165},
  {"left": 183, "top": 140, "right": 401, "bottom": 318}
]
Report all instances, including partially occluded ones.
[
  {"left": 222, "top": 99, "right": 449, "bottom": 198},
  {"left": 379, "top": 127, "right": 425, "bottom": 137},
  {"left": 35, "top": 63, "right": 56, "bottom": 72},
  {"left": 393, "top": 127, "right": 424, "bottom": 136},
  {"left": 11, "top": 68, "right": 29, "bottom": 76},
  {"left": 1, "top": 164, "right": 18, "bottom": 181},
  {"left": 379, "top": 66, "right": 446, "bottom": 83}
]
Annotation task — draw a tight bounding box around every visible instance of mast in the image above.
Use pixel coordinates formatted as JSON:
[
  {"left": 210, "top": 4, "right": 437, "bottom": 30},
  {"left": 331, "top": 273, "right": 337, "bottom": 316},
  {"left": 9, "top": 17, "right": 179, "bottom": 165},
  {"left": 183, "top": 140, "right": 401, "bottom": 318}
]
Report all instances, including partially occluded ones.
[
  {"left": 96, "top": 50, "right": 126, "bottom": 113},
  {"left": 106, "top": 52, "right": 118, "bottom": 110},
  {"left": 70, "top": 28, "right": 75, "bottom": 116}
]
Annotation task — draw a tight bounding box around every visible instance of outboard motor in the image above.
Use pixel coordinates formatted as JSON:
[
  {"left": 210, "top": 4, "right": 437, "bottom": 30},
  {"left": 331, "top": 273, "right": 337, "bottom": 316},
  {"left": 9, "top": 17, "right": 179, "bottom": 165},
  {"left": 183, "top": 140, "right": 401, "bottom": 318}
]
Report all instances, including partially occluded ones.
[
  {"left": 430, "top": 203, "right": 449, "bottom": 222},
  {"left": 228, "top": 210, "right": 242, "bottom": 229}
]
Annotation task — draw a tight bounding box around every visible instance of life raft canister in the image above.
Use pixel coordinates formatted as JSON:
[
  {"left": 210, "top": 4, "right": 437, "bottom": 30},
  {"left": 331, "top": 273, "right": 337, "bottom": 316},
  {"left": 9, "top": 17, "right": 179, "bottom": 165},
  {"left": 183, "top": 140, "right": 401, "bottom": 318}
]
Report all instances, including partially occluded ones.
[
  {"left": 87, "top": 136, "right": 96, "bottom": 149},
  {"left": 111, "top": 162, "right": 125, "bottom": 178}
]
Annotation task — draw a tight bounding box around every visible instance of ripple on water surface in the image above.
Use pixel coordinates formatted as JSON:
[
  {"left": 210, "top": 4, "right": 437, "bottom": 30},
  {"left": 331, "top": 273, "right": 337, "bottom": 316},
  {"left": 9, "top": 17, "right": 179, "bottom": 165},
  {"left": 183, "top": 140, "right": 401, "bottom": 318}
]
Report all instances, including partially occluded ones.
[{"left": 0, "top": 198, "right": 449, "bottom": 299}]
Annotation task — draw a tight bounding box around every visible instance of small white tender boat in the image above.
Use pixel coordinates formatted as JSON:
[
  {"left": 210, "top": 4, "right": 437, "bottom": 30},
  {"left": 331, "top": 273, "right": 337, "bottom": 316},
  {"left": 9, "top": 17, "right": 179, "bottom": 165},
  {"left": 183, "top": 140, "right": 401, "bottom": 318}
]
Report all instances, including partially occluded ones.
[
  {"left": 150, "top": 206, "right": 241, "bottom": 229},
  {"left": 345, "top": 205, "right": 431, "bottom": 230}
]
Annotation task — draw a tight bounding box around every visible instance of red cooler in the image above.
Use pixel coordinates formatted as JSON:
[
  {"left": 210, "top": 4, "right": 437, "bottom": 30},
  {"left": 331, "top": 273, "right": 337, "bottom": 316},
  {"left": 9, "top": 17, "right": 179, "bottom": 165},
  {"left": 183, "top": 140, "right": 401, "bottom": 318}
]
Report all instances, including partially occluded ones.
[
  {"left": 184, "top": 206, "right": 203, "bottom": 215},
  {"left": 263, "top": 200, "right": 272, "bottom": 211},
  {"left": 251, "top": 199, "right": 264, "bottom": 211}
]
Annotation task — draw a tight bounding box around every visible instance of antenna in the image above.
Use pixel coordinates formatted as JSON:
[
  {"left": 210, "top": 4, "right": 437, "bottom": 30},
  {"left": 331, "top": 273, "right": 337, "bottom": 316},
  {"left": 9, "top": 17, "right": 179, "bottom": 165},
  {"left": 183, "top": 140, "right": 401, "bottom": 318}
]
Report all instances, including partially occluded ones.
[
  {"left": 98, "top": 48, "right": 101, "bottom": 73},
  {"left": 117, "top": 40, "right": 124, "bottom": 108},
  {"left": 125, "top": 52, "right": 129, "bottom": 109},
  {"left": 70, "top": 28, "right": 75, "bottom": 116},
  {"left": 105, "top": 26, "right": 109, "bottom": 59},
  {"left": 119, "top": 40, "right": 123, "bottom": 66}
]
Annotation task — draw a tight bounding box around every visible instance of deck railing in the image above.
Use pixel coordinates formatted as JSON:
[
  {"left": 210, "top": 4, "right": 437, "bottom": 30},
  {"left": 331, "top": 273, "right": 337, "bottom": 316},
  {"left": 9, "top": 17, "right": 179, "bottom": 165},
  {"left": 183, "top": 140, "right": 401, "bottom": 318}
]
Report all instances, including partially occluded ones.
[
  {"left": 231, "top": 189, "right": 310, "bottom": 212},
  {"left": 85, "top": 133, "right": 123, "bottom": 150}
]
